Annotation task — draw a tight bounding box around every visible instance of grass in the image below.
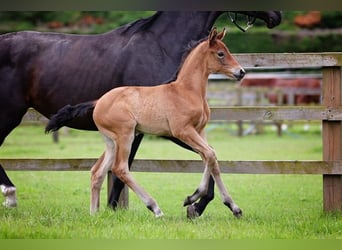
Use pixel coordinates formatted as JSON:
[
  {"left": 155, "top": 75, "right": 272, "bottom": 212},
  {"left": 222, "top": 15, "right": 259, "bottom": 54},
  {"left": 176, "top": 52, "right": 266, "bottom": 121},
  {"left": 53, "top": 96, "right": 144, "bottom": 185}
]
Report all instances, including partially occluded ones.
[{"left": 1, "top": 122, "right": 342, "bottom": 239}]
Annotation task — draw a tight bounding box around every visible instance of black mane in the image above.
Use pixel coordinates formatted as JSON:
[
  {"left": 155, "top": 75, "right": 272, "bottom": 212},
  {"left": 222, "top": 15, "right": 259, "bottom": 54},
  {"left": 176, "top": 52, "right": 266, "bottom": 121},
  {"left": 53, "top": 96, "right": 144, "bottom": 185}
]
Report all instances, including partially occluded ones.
[
  {"left": 118, "top": 11, "right": 162, "bottom": 35},
  {"left": 118, "top": 11, "right": 208, "bottom": 84}
]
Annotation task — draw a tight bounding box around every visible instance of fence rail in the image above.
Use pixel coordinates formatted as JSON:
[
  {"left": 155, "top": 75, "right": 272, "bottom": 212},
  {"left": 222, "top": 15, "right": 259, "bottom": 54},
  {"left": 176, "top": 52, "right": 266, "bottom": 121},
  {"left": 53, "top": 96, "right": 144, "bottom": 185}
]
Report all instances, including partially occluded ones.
[
  {"left": 3, "top": 52, "right": 342, "bottom": 212},
  {"left": 211, "top": 106, "right": 341, "bottom": 121},
  {"left": 3, "top": 158, "right": 342, "bottom": 175},
  {"left": 233, "top": 52, "right": 342, "bottom": 68}
]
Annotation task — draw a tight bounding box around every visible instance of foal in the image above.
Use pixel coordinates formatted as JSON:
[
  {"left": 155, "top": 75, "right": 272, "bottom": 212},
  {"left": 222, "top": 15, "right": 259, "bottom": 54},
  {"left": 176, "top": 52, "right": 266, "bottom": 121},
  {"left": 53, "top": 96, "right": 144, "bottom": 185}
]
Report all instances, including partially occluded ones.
[{"left": 91, "top": 28, "right": 244, "bottom": 217}]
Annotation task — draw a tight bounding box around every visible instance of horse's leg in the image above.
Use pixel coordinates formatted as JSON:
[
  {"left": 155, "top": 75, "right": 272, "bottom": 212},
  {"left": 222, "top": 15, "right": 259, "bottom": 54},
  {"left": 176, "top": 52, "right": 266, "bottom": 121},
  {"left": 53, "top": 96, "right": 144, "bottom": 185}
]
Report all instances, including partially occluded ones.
[
  {"left": 113, "top": 132, "right": 163, "bottom": 217},
  {"left": 90, "top": 135, "right": 115, "bottom": 214},
  {"left": 163, "top": 136, "right": 215, "bottom": 218},
  {"left": 186, "top": 176, "right": 215, "bottom": 218},
  {"left": 0, "top": 165, "right": 17, "bottom": 207},
  {"left": 176, "top": 128, "right": 242, "bottom": 218},
  {"left": 108, "top": 133, "right": 144, "bottom": 209},
  {"left": 0, "top": 97, "right": 28, "bottom": 207}
]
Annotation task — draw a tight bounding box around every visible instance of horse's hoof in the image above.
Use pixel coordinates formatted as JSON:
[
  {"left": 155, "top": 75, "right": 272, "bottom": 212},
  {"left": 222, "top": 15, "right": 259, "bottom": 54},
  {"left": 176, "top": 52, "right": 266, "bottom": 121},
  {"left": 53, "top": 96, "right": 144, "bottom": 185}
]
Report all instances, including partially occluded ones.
[
  {"left": 155, "top": 211, "right": 164, "bottom": 218},
  {"left": 2, "top": 194, "right": 17, "bottom": 208},
  {"left": 90, "top": 207, "right": 99, "bottom": 215},
  {"left": 2, "top": 198, "right": 17, "bottom": 208},
  {"left": 186, "top": 204, "right": 199, "bottom": 219},
  {"left": 1, "top": 186, "right": 17, "bottom": 208},
  {"left": 233, "top": 208, "right": 243, "bottom": 218}
]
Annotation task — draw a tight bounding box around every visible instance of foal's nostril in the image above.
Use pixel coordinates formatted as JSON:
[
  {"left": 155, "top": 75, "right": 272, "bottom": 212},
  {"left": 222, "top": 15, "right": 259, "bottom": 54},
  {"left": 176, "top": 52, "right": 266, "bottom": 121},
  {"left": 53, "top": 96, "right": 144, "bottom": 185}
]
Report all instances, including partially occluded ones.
[
  {"left": 234, "top": 68, "right": 245, "bottom": 80},
  {"left": 240, "top": 69, "right": 245, "bottom": 78}
]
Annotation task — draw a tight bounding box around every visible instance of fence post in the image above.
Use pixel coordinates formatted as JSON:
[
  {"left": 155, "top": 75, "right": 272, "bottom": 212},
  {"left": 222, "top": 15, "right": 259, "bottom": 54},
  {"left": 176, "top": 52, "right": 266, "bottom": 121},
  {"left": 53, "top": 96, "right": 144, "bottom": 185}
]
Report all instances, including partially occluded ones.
[
  {"left": 107, "top": 172, "right": 129, "bottom": 209},
  {"left": 236, "top": 87, "right": 244, "bottom": 136},
  {"left": 322, "top": 66, "right": 342, "bottom": 212}
]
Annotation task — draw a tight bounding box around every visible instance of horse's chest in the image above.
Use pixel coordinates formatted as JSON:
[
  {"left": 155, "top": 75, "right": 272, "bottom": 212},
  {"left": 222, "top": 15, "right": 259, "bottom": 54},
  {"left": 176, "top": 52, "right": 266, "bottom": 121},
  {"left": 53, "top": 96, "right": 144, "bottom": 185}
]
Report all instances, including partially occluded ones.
[
  {"left": 199, "top": 107, "right": 210, "bottom": 128},
  {"left": 191, "top": 102, "right": 210, "bottom": 131}
]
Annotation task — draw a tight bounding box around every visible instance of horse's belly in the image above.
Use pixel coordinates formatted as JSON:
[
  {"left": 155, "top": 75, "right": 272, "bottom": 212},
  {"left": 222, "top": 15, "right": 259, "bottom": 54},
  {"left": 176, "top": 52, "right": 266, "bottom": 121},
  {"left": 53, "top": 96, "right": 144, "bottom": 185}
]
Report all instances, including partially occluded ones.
[
  {"left": 135, "top": 114, "right": 170, "bottom": 136},
  {"left": 136, "top": 125, "right": 170, "bottom": 136}
]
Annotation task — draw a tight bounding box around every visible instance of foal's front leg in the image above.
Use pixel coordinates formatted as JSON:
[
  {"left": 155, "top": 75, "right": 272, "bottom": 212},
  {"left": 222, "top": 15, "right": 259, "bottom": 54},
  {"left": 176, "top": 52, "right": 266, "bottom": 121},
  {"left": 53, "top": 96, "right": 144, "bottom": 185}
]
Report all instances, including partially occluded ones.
[
  {"left": 183, "top": 164, "right": 211, "bottom": 206},
  {"left": 182, "top": 129, "right": 212, "bottom": 206},
  {"left": 162, "top": 137, "right": 216, "bottom": 218},
  {"left": 177, "top": 128, "right": 242, "bottom": 218}
]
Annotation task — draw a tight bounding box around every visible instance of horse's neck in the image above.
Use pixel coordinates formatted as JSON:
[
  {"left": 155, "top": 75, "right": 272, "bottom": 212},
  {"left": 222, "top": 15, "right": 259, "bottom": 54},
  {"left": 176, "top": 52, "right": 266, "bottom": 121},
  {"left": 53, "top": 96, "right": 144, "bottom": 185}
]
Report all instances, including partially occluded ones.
[
  {"left": 175, "top": 43, "right": 210, "bottom": 99},
  {"left": 149, "top": 12, "right": 221, "bottom": 58},
  {"left": 107, "top": 12, "right": 222, "bottom": 85},
  {"left": 152, "top": 11, "right": 221, "bottom": 33}
]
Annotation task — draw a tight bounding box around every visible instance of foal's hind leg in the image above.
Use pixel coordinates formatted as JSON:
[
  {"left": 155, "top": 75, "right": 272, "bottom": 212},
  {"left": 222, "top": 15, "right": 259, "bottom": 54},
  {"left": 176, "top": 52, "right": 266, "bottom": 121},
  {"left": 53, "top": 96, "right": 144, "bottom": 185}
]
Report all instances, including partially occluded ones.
[
  {"left": 113, "top": 132, "right": 163, "bottom": 217},
  {"left": 90, "top": 135, "right": 115, "bottom": 214},
  {"left": 177, "top": 128, "right": 242, "bottom": 218},
  {"left": 108, "top": 133, "right": 144, "bottom": 209}
]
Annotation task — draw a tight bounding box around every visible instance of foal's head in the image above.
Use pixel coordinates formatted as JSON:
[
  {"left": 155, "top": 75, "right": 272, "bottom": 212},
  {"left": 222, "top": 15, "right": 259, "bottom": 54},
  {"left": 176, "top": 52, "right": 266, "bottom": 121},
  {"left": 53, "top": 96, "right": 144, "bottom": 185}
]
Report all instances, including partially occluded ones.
[{"left": 207, "top": 28, "right": 245, "bottom": 80}]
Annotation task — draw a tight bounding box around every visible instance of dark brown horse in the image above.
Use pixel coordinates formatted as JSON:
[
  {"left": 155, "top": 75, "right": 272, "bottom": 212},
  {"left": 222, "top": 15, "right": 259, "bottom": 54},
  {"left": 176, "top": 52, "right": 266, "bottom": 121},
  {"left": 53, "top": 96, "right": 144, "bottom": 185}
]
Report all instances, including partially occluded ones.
[{"left": 0, "top": 11, "right": 281, "bottom": 216}]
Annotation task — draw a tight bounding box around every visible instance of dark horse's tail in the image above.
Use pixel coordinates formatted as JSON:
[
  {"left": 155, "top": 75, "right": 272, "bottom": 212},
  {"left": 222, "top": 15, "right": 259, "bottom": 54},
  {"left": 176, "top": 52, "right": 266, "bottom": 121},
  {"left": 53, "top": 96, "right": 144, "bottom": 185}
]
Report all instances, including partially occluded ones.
[{"left": 45, "top": 101, "right": 97, "bottom": 133}]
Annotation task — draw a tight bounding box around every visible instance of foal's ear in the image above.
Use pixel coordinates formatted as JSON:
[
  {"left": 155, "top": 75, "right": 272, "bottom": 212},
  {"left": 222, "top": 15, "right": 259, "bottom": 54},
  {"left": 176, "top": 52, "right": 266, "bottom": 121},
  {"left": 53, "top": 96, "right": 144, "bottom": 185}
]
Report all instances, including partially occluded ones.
[
  {"left": 209, "top": 27, "right": 218, "bottom": 46},
  {"left": 216, "top": 28, "right": 226, "bottom": 41}
]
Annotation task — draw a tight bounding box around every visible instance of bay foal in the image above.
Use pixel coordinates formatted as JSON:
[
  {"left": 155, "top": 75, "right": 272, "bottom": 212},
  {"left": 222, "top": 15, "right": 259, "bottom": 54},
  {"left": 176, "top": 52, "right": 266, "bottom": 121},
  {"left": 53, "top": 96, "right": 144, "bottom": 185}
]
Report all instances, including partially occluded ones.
[{"left": 48, "top": 28, "right": 245, "bottom": 217}]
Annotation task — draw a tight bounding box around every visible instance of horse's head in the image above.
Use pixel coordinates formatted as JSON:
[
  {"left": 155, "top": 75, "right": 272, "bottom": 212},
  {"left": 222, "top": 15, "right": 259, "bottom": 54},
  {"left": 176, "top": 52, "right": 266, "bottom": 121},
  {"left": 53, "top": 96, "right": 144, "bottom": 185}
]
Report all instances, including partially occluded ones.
[
  {"left": 207, "top": 28, "right": 245, "bottom": 81},
  {"left": 230, "top": 11, "right": 282, "bottom": 31}
]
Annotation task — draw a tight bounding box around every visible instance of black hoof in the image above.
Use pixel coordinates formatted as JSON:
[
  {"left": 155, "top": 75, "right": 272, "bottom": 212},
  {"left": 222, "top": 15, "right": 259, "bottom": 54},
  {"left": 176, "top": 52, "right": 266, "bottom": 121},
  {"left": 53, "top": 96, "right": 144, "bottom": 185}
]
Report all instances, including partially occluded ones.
[
  {"left": 233, "top": 208, "right": 243, "bottom": 218},
  {"left": 186, "top": 204, "right": 199, "bottom": 219}
]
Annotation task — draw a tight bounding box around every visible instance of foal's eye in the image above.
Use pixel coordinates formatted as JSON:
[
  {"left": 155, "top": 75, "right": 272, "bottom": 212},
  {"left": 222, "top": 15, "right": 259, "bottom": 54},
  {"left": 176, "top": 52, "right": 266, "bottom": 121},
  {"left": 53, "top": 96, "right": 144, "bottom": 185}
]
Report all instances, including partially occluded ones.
[{"left": 217, "top": 51, "right": 225, "bottom": 59}]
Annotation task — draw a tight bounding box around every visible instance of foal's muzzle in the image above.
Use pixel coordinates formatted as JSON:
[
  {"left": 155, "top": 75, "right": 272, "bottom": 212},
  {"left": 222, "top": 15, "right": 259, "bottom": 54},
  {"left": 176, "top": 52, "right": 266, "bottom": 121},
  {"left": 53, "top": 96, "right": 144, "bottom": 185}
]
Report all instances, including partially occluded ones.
[{"left": 233, "top": 68, "right": 246, "bottom": 81}]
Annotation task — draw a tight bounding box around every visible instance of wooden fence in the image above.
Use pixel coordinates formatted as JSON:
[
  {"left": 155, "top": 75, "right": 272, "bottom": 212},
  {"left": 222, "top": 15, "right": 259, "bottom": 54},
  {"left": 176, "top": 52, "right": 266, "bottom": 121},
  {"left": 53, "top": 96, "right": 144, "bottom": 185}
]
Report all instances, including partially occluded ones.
[
  {"left": 207, "top": 83, "right": 322, "bottom": 136},
  {"left": 3, "top": 52, "right": 342, "bottom": 212}
]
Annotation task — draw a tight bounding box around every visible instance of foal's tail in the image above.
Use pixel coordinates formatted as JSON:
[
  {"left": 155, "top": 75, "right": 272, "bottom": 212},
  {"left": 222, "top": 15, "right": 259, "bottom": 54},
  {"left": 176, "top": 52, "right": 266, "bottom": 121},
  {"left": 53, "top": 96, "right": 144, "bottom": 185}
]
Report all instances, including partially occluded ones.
[{"left": 45, "top": 101, "right": 97, "bottom": 133}]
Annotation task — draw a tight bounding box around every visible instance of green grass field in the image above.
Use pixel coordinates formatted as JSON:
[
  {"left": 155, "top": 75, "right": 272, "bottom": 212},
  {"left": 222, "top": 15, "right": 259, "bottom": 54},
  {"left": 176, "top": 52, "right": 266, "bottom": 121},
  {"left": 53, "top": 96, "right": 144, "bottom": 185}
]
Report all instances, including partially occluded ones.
[{"left": 1, "top": 122, "right": 341, "bottom": 239}]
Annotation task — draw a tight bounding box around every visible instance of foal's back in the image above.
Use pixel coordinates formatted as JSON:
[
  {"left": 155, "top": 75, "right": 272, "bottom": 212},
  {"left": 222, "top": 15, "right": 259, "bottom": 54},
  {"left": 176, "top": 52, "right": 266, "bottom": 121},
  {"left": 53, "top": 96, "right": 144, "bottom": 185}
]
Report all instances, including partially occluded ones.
[{"left": 93, "top": 84, "right": 177, "bottom": 136}]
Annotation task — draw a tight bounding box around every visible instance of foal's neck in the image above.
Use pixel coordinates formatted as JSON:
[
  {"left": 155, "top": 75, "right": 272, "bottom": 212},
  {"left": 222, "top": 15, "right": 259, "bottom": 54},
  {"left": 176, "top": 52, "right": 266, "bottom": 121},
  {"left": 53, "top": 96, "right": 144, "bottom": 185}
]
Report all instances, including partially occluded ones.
[{"left": 175, "top": 43, "right": 210, "bottom": 99}]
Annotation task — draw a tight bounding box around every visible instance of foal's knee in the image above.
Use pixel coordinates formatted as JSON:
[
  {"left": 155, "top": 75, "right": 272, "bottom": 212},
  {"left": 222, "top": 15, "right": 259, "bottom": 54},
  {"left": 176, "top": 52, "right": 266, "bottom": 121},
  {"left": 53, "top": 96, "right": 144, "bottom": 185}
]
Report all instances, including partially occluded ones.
[
  {"left": 203, "top": 149, "right": 217, "bottom": 166},
  {"left": 203, "top": 149, "right": 221, "bottom": 176}
]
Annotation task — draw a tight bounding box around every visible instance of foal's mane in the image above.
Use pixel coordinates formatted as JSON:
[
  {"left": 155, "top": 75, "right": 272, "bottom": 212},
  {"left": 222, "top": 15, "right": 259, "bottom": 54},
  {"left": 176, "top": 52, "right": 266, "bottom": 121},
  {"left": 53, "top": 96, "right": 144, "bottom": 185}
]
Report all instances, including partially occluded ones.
[{"left": 164, "top": 37, "right": 208, "bottom": 84}]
